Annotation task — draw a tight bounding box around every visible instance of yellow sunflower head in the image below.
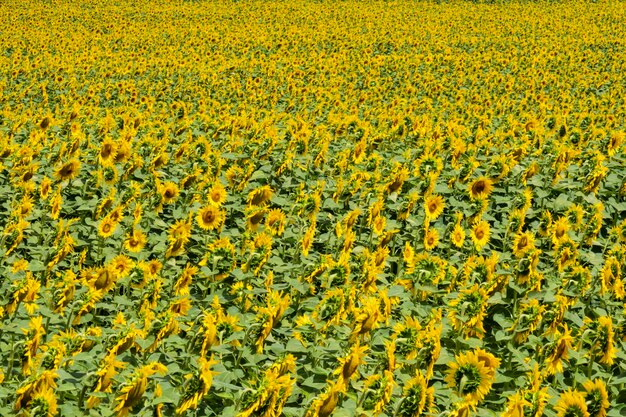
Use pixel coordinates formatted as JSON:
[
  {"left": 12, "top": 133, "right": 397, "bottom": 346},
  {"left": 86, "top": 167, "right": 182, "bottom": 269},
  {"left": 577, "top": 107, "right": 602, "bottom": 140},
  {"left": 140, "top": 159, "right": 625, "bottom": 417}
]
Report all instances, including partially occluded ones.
[
  {"left": 248, "top": 185, "right": 273, "bottom": 206},
  {"left": 98, "top": 216, "right": 117, "bottom": 239},
  {"left": 55, "top": 159, "right": 81, "bottom": 181},
  {"left": 424, "top": 194, "right": 445, "bottom": 220},
  {"left": 424, "top": 227, "right": 439, "bottom": 251},
  {"left": 445, "top": 350, "right": 494, "bottom": 405},
  {"left": 160, "top": 181, "right": 179, "bottom": 204},
  {"left": 512, "top": 231, "right": 535, "bottom": 258},
  {"left": 583, "top": 379, "right": 609, "bottom": 417},
  {"left": 468, "top": 176, "right": 493, "bottom": 200},
  {"left": 471, "top": 220, "right": 491, "bottom": 251},
  {"left": 265, "top": 208, "right": 286, "bottom": 236},
  {"left": 208, "top": 182, "right": 227, "bottom": 206},
  {"left": 554, "top": 390, "right": 589, "bottom": 417},
  {"left": 124, "top": 228, "right": 146, "bottom": 253},
  {"left": 196, "top": 205, "right": 224, "bottom": 231},
  {"left": 451, "top": 223, "right": 466, "bottom": 248},
  {"left": 397, "top": 371, "right": 433, "bottom": 417}
]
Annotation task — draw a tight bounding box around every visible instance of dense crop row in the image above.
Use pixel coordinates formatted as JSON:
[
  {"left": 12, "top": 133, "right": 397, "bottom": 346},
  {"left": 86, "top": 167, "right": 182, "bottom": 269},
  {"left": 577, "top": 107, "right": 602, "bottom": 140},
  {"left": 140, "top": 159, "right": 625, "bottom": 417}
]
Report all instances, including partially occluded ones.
[{"left": 1, "top": 1, "right": 625, "bottom": 416}]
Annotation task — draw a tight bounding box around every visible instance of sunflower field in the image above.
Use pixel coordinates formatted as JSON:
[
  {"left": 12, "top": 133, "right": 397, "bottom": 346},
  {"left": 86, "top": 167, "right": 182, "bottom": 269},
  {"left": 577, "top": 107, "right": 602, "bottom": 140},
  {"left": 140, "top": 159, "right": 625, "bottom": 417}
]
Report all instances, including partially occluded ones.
[{"left": 1, "top": 0, "right": 626, "bottom": 416}]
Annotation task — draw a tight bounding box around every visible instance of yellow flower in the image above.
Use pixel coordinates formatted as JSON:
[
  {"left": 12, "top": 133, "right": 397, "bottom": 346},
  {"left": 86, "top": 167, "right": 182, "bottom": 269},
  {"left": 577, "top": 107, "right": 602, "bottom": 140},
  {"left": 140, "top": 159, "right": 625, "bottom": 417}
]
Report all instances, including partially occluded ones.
[
  {"left": 424, "top": 227, "right": 439, "bottom": 251},
  {"left": 350, "top": 296, "right": 381, "bottom": 342},
  {"left": 451, "top": 223, "right": 466, "bottom": 248},
  {"left": 265, "top": 208, "right": 286, "bottom": 236},
  {"left": 552, "top": 216, "right": 570, "bottom": 247},
  {"left": 583, "top": 379, "right": 609, "bottom": 417},
  {"left": 448, "top": 284, "right": 488, "bottom": 339},
  {"left": 115, "top": 363, "right": 167, "bottom": 417},
  {"left": 55, "top": 159, "right": 81, "bottom": 181},
  {"left": 468, "top": 176, "right": 493, "bottom": 200},
  {"left": 592, "top": 316, "right": 616, "bottom": 365},
  {"left": 159, "top": 181, "right": 179, "bottom": 204},
  {"left": 445, "top": 349, "right": 496, "bottom": 405},
  {"left": 39, "top": 177, "right": 52, "bottom": 199},
  {"left": 512, "top": 231, "right": 535, "bottom": 258},
  {"left": 110, "top": 255, "right": 134, "bottom": 279},
  {"left": 509, "top": 298, "right": 544, "bottom": 344},
  {"left": 554, "top": 390, "right": 589, "bottom": 417},
  {"left": 87, "top": 353, "right": 126, "bottom": 408},
  {"left": 208, "top": 181, "right": 227, "bottom": 206},
  {"left": 124, "top": 228, "right": 146, "bottom": 253},
  {"left": 248, "top": 185, "right": 273, "bottom": 206},
  {"left": 98, "top": 216, "right": 117, "bottom": 239},
  {"left": 424, "top": 194, "right": 444, "bottom": 220},
  {"left": 398, "top": 371, "right": 434, "bottom": 417},
  {"left": 372, "top": 215, "right": 386, "bottom": 236},
  {"left": 543, "top": 325, "right": 574, "bottom": 375},
  {"left": 470, "top": 220, "right": 490, "bottom": 251},
  {"left": 301, "top": 221, "right": 316, "bottom": 257},
  {"left": 501, "top": 392, "right": 531, "bottom": 417},
  {"left": 99, "top": 137, "right": 117, "bottom": 166},
  {"left": 306, "top": 380, "right": 346, "bottom": 417},
  {"left": 196, "top": 205, "right": 225, "bottom": 231},
  {"left": 176, "top": 356, "right": 219, "bottom": 414},
  {"left": 336, "top": 341, "right": 367, "bottom": 385},
  {"left": 246, "top": 207, "right": 267, "bottom": 231}
]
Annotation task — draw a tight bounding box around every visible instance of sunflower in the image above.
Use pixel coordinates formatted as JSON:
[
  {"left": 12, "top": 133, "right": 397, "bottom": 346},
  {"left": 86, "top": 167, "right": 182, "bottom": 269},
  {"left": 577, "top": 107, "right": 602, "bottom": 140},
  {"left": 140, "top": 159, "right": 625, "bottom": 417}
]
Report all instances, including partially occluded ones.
[
  {"left": 159, "top": 181, "right": 179, "bottom": 204},
  {"left": 554, "top": 390, "right": 589, "bottom": 417},
  {"left": 89, "top": 266, "right": 117, "bottom": 292},
  {"left": 448, "top": 284, "right": 488, "bottom": 339},
  {"left": 512, "top": 231, "right": 535, "bottom": 258},
  {"left": 301, "top": 222, "right": 316, "bottom": 257},
  {"left": 336, "top": 341, "right": 367, "bottom": 384},
  {"left": 99, "top": 137, "right": 117, "bottom": 166},
  {"left": 350, "top": 296, "right": 382, "bottom": 342},
  {"left": 39, "top": 116, "right": 52, "bottom": 130},
  {"left": 124, "top": 229, "right": 146, "bottom": 253},
  {"left": 451, "top": 223, "right": 466, "bottom": 248},
  {"left": 543, "top": 325, "right": 573, "bottom": 375},
  {"left": 110, "top": 255, "right": 134, "bottom": 279},
  {"left": 424, "top": 194, "right": 444, "bottom": 220},
  {"left": 583, "top": 379, "right": 609, "bottom": 417},
  {"left": 362, "top": 370, "right": 394, "bottom": 414},
  {"left": 592, "top": 316, "right": 616, "bottom": 365},
  {"left": 393, "top": 316, "right": 422, "bottom": 359},
  {"left": 39, "top": 177, "right": 52, "bottom": 200},
  {"left": 474, "top": 348, "right": 500, "bottom": 379},
  {"left": 246, "top": 207, "right": 267, "bottom": 231},
  {"left": 509, "top": 298, "right": 544, "bottom": 344},
  {"left": 87, "top": 354, "right": 126, "bottom": 408},
  {"left": 424, "top": 228, "right": 439, "bottom": 251},
  {"left": 141, "top": 259, "right": 163, "bottom": 279},
  {"left": 470, "top": 220, "right": 490, "bottom": 251},
  {"left": 176, "top": 356, "right": 219, "bottom": 415},
  {"left": 115, "top": 363, "right": 167, "bottom": 417},
  {"left": 265, "top": 208, "right": 286, "bottom": 236},
  {"left": 344, "top": 208, "right": 362, "bottom": 230},
  {"left": 248, "top": 185, "right": 273, "bottom": 206},
  {"left": 372, "top": 215, "right": 386, "bottom": 236},
  {"left": 196, "top": 205, "right": 225, "bottom": 231},
  {"left": 306, "top": 380, "right": 345, "bottom": 417},
  {"left": 502, "top": 392, "right": 531, "bottom": 417},
  {"left": 387, "top": 167, "right": 409, "bottom": 194},
  {"left": 208, "top": 182, "right": 227, "bottom": 206},
  {"left": 98, "top": 217, "right": 117, "bottom": 239},
  {"left": 468, "top": 176, "right": 493, "bottom": 200},
  {"left": 552, "top": 217, "right": 570, "bottom": 247},
  {"left": 55, "top": 159, "right": 81, "bottom": 181},
  {"left": 397, "top": 371, "right": 433, "bottom": 417},
  {"left": 445, "top": 350, "right": 495, "bottom": 405}
]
